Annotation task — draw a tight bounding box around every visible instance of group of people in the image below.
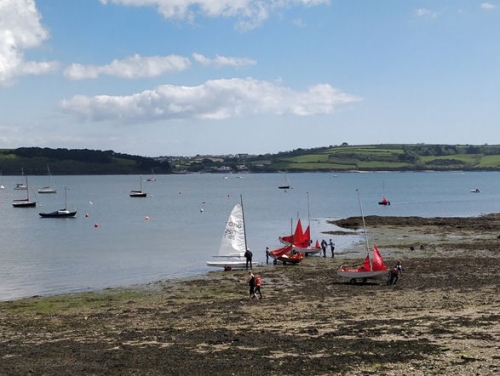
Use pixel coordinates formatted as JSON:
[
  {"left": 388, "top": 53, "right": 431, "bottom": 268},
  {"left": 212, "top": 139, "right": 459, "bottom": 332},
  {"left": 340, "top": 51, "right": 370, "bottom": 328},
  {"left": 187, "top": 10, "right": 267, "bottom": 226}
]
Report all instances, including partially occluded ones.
[{"left": 320, "top": 239, "right": 335, "bottom": 258}]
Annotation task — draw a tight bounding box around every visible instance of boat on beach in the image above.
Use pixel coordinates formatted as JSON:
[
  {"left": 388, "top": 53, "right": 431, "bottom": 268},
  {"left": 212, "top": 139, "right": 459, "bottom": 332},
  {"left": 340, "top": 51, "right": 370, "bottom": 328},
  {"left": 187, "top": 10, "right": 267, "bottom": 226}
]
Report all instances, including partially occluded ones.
[
  {"left": 279, "top": 219, "right": 321, "bottom": 256},
  {"left": 207, "top": 197, "right": 259, "bottom": 270},
  {"left": 337, "top": 189, "right": 388, "bottom": 284},
  {"left": 337, "top": 245, "right": 388, "bottom": 284},
  {"left": 269, "top": 244, "right": 305, "bottom": 265}
]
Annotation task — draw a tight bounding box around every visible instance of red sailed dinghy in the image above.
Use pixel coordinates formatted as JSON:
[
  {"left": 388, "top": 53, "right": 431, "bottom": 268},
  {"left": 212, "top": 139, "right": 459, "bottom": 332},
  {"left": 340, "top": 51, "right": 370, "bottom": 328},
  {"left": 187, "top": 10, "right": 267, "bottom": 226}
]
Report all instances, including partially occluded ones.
[
  {"left": 269, "top": 245, "right": 304, "bottom": 265},
  {"left": 337, "top": 245, "right": 388, "bottom": 284},
  {"left": 338, "top": 189, "right": 388, "bottom": 284}
]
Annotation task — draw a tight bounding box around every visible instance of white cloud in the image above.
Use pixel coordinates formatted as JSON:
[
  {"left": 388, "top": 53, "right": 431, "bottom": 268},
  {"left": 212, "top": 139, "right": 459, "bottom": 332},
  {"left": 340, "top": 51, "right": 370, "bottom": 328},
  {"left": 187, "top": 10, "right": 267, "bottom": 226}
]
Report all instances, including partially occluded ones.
[
  {"left": 59, "top": 77, "right": 361, "bottom": 122},
  {"left": 63, "top": 54, "right": 191, "bottom": 80},
  {"left": 99, "top": 0, "right": 330, "bottom": 30},
  {"left": 481, "top": 3, "right": 497, "bottom": 10},
  {"left": 192, "top": 53, "right": 256, "bottom": 68},
  {"left": 0, "top": 0, "right": 58, "bottom": 86},
  {"left": 415, "top": 8, "right": 438, "bottom": 19}
]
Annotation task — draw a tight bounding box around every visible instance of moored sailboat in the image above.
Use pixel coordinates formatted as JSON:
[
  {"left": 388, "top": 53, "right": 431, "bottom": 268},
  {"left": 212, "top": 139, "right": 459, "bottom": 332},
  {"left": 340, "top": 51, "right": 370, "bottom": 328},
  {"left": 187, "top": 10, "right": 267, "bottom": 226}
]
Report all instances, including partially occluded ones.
[
  {"left": 130, "top": 176, "right": 147, "bottom": 197},
  {"left": 38, "top": 165, "right": 57, "bottom": 194},
  {"left": 12, "top": 177, "right": 36, "bottom": 208},
  {"left": 39, "top": 186, "right": 76, "bottom": 218}
]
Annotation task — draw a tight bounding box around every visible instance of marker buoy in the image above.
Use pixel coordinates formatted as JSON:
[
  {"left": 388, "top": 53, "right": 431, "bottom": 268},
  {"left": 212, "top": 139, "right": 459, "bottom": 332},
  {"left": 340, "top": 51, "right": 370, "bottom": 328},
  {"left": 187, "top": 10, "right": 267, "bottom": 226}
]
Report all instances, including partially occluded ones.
[{"left": 145, "top": 216, "right": 149, "bottom": 221}]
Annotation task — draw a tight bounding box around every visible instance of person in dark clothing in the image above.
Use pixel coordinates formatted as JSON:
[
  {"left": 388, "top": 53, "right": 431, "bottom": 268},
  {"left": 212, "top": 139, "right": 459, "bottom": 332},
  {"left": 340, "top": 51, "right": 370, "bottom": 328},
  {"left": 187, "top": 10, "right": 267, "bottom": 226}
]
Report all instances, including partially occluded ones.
[
  {"left": 247, "top": 271, "right": 255, "bottom": 298},
  {"left": 265, "top": 247, "right": 270, "bottom": 265},
  {"left": 244, "top": 249, "right": 253, "bottom": 270},
  {"left": 329, "top": 239, "right": 335, "bottom": 258},
  {"left": 321, "top": 239, "right": 327, "bottom": 257}
]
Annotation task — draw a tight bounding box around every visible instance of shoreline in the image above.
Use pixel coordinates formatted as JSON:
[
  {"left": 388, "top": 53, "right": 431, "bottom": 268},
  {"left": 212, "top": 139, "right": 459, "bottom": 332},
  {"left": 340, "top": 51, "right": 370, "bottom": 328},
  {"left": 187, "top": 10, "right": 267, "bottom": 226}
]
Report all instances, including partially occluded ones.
[{"left": 1, "top": 214, "right": 500, "bottom": 375}]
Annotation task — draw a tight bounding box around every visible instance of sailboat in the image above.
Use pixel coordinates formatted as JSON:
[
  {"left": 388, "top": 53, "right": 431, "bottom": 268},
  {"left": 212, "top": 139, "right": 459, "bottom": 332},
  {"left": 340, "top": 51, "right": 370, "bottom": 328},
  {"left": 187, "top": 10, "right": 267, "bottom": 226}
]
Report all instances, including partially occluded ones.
[
  {"left": 207, "top": 196, "right": 259, "bottom": 270},
  {"left": 146, "top": 169, "right": 156, "bottom": 182},
  {"left": 12, "top": 177, "right": 36, "bottom": 208},
  {"left": 278, "top": 172, "right": 292, "bottom": 190},
  {"left": 337, "top": 190, "right": 388, "bottom": 284},
  {"left": 279, "top": 218, "right": 321, "bottom": 256},
  {"left": 269, "top": 244, "right": 305, "bottom": 265},
  {"left": 14, "top": 168, "right": 27, "bottom": 190},
  {"left": 38, "top": 165, "right": 57, "bottom": 194},
  {"left": 39, "top": 187, "right": 76, "bottom": 218},
  {"left": 130, "top": 176, "right": 147, "bottom": 197}
]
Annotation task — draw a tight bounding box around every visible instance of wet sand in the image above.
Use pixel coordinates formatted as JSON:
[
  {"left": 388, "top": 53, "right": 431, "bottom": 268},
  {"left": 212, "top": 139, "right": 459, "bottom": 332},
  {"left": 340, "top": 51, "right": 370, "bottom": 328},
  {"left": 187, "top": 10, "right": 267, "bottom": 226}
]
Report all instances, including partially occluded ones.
[{"left": 1, "top": 214, "right": 500, "bottom": 375}]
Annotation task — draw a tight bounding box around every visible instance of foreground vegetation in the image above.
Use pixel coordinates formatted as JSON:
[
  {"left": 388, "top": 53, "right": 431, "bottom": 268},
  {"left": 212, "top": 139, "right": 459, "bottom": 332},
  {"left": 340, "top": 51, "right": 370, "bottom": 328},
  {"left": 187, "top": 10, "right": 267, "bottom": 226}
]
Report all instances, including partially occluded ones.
[{"left": 2, "top": 144, "right": 500, "bottom": 174}]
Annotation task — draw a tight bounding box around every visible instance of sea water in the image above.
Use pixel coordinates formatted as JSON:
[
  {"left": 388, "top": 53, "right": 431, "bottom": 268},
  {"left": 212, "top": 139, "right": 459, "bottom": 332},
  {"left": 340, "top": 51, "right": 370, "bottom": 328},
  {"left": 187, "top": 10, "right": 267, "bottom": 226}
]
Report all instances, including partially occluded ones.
[{"left": 0, "top": 171, "right": 499, "bottom": 301}]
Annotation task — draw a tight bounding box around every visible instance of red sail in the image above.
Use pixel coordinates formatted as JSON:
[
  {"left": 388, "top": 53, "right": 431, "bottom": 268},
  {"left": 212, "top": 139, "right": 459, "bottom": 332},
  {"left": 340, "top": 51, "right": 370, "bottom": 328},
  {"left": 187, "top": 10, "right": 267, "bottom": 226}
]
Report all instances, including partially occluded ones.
[
  {"left": 372, "top": 245, "right": 388, "bottom": 271},
  {"left": 269, "top": 245, "right": 293, "bottom": 258}
]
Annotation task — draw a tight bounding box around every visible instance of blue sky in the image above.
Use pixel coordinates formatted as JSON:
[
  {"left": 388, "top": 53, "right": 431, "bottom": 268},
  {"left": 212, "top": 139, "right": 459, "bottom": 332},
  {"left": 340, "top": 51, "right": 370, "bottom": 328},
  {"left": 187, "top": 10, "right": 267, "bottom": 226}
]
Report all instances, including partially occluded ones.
[{"left": 0, "top": 0, "right": 499, "bottom": 157}]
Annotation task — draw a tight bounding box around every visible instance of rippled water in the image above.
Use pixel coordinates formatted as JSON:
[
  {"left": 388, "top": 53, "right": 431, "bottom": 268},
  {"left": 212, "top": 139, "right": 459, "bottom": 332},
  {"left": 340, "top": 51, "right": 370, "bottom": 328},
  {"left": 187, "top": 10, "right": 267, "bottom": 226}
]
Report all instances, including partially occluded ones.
[{"left": 0, "top": 171, "right": 498, "bottom": 301}]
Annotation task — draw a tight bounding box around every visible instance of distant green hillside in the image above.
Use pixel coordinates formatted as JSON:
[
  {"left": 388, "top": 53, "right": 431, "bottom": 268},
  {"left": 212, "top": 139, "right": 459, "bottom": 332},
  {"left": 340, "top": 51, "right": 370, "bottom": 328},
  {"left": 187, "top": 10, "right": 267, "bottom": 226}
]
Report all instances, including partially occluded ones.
[
  {"left": 0, "top": 147, "right": 172, "bottom": 175},
  {"left": 250, "top": 144, "right": 500, "bottom": 172},
  {"left": 3, "top": 144, "right": 500, "bottom": 174}
]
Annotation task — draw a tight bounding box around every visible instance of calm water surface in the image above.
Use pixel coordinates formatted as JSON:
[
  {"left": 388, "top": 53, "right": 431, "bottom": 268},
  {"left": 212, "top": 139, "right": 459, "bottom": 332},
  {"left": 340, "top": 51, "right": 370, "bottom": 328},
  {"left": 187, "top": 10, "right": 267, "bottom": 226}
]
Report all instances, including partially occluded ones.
[{"left": 1, "top": 171, "right": 499, "bottom": 301}]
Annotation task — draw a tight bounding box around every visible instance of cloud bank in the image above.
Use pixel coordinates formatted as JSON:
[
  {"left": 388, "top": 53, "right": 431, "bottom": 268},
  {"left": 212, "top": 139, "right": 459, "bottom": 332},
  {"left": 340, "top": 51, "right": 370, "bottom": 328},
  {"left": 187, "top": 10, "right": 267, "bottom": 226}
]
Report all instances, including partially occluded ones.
[
  {"left": 99, "top": 0, "right": 330, "bottom": 30},
  {"left": 60, "top": 77, "right": 361, "bottom": 122},
  {"left": 0, "top": 0, "right": 58, "bottom": 86},
  {"left": 64, "top": 54, "right": 191, "bottom": 80}
]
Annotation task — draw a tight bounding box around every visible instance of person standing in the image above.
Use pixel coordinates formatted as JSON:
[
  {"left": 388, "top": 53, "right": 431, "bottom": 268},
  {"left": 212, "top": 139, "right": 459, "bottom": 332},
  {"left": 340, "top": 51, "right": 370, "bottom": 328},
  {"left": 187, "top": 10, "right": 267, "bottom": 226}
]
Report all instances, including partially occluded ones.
[
  {"left": 244, "top": 249, "right": 253, "bottom": 270},
  {"left": 247, "top": 270, "right": 256, "bottom": 299},
  {"left": 321, "top": 239, "right": 327, "bottom": 257},
  {"left": 265, "top": 247, "right": 270, "bottom": 265},
  {"left": 254, "top": 274, "right": 262, "bottom": 299},
  {"left": 329, "top": 239, "right": 335, "bottom": 258}
]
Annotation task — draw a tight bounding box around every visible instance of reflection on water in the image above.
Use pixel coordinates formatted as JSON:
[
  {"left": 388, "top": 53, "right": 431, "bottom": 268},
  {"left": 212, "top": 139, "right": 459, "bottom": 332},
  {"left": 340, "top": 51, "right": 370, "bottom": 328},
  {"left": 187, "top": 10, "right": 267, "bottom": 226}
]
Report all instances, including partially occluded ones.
[{"left": 1, "top": 171, "right": 499, "bottom": 301}]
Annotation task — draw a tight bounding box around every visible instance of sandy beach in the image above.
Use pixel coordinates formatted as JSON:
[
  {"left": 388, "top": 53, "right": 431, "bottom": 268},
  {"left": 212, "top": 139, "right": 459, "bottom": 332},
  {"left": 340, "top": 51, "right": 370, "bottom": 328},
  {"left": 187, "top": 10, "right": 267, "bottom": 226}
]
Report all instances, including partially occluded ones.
[{"left": 1, "top": 214, "right": 500, "bottom": 375}]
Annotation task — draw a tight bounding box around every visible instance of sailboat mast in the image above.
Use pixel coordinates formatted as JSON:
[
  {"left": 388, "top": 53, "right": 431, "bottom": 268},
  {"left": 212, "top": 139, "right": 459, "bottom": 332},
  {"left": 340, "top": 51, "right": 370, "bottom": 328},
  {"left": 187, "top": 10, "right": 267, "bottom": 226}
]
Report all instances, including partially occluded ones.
[
  {"left": 240, "top": 195, "right": 248, "bottom": 252},
  {"left": 307, "top": 191, "right": 311, "bottom": 228},
  {"left": 356, "top": 189, "right": 371, "bottom": 258}
]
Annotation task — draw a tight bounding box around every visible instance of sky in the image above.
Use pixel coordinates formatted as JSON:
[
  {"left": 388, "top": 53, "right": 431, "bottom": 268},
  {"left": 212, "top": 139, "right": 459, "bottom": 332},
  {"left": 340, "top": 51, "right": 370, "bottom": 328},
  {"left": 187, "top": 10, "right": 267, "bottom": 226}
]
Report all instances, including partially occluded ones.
[{"left": 0, "top": 1, "right": 499, "bottom": 157}]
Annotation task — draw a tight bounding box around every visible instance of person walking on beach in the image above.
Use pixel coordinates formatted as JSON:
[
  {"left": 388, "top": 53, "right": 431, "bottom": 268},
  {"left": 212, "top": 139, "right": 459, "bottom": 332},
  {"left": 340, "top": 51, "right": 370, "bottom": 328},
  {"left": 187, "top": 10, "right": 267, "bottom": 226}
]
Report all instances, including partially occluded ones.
[
  {"left": 244, "top": 249, "right": 253, "bottom": 270},
  {"left": 387, "top": 261, "right": 403, "bottom": 285},
  {"left": 265, "top": 247, "right": 270, "bottom": 265},
  {"left": 254, "top": 274, "right": 262, "bottom": 299},
  {"left": 329, "top": 239, "right": 335, "bottom": 258},
  {"left": 247, "top": 270, "right": 256, "bottom": 298},
  {"left": 321, "top": 239, "right": 327, "bottom": 257}
]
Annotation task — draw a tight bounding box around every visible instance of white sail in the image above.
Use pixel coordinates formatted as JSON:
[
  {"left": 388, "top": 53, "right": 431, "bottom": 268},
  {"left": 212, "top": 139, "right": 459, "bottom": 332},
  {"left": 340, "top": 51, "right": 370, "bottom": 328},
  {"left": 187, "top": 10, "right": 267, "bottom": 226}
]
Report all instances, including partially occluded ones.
[{"left": 219, "top": 204, "right": 246, "bottom": 257}]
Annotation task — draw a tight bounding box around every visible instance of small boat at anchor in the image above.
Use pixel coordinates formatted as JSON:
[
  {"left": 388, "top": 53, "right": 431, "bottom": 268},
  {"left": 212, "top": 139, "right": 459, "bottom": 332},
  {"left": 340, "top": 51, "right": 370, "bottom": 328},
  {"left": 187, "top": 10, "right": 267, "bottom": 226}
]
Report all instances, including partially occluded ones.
[
  {"left": 130, "top": 176, "right": 147, "bottom": 197},
  {"left": 12, "top": 177, "right": 36, "bottom": 208},
  {"left": 39, "top": 187, "right": 76, "bottom": 218},
  {"left": 378, "top": 197, "right": 390, "bottom": 205}
]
